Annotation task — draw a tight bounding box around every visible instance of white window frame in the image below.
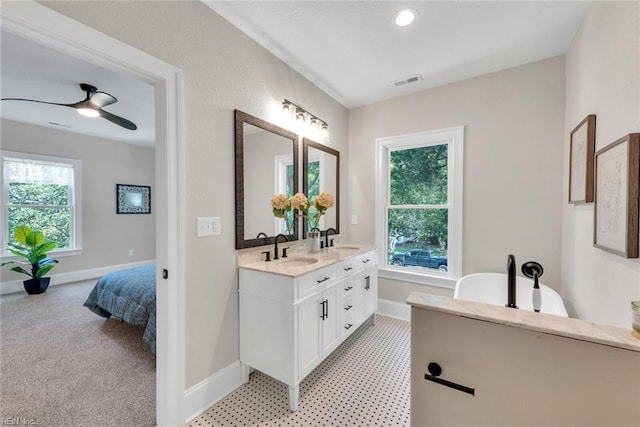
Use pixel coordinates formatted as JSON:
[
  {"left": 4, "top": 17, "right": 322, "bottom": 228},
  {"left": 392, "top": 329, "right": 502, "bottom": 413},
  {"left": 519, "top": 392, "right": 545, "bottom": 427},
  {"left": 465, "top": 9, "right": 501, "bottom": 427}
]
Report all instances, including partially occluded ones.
[
  {"left": 1, "top": 150, "right": 82, "bottom": 258},
  {"left": 375, "top": 126, "right": 464, "bottom": 289}
]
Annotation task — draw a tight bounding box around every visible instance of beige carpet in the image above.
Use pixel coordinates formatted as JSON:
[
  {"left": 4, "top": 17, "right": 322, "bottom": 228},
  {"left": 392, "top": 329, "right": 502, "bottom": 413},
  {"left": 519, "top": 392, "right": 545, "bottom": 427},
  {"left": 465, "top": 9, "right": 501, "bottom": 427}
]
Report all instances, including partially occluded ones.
[
  {"left": 188, "top": 314, "right": 411, "bottom": 427},
  {"left": 0, "top": 280, "right": 155, "bottom": 426}
]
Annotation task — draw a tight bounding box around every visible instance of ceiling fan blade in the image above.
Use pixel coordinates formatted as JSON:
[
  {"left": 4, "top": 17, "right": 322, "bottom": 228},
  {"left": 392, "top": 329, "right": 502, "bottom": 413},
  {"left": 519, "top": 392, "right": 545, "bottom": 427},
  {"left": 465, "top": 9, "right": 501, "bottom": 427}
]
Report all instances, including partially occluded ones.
[
  {"left": 1, "top": 97, "right": 75, "bottom": 108},
  {"left": 99, "top": 109, "right": 138, "bottom": 131},
  {"left": 90, "top": 91, "right": 117, "bottom": 108}
]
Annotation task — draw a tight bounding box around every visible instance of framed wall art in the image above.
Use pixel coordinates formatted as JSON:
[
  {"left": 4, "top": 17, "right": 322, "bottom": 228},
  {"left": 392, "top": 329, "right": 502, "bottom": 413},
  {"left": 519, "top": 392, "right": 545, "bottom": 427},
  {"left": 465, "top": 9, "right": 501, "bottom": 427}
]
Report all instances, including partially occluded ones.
[
  {"left": 593, "top": 133, "right": 639, "bottom": 258},
  {"left": 569, "top": 114, "right": 596, "bottom": 203},
  {"left": 116, "top": 184, "right": 151, "bottom": 214}
]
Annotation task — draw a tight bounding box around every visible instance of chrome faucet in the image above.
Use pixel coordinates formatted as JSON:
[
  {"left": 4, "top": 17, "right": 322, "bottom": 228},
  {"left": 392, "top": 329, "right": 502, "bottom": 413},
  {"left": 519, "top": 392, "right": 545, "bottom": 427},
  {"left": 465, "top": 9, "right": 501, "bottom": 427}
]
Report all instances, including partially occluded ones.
[
  {"left": 325, "top": 227, "right": 337, "bottom": 248},
  {"left": 506, "top": 254, "right": 518, "bottom": 309},
  {"left": 273, "top": 234, "right": 288, "bottom": 260}
]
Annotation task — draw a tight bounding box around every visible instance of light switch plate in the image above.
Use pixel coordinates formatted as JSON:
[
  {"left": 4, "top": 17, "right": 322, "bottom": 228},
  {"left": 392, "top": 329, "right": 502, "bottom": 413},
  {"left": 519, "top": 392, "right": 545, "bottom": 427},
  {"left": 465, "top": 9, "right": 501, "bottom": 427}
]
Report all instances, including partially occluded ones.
[{"left": 197, "top": 217, "right": 221, "bottom": 237}]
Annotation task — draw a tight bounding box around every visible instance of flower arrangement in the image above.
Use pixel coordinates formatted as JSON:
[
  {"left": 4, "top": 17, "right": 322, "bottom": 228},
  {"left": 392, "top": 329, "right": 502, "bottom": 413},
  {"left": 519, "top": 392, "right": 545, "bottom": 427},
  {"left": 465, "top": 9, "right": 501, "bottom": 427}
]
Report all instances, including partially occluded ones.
[{"left": 271, "top": 192, "right": 335, "bottom": 230}]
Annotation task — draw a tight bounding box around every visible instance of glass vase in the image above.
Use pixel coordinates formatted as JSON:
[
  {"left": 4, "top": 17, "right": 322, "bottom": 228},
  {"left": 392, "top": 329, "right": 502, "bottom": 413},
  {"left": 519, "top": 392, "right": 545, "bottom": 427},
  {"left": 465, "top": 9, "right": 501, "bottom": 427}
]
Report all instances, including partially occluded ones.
[{"left": 307, "top": 230, "right": 321, "bottom": 253}]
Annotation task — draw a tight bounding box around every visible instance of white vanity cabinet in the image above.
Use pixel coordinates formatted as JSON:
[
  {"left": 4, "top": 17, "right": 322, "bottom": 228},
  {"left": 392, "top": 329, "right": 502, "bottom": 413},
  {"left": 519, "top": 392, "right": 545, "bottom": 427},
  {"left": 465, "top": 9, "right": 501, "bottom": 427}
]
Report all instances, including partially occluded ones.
[{"left": 238, "top": 248, "right": 377, "bottom": 411}]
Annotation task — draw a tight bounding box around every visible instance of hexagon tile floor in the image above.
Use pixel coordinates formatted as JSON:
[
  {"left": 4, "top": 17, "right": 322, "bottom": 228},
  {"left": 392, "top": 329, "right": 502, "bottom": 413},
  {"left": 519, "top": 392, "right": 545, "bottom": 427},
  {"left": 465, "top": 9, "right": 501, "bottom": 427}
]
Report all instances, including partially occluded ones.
[{"left": 187, "top": 314, "right": 410, "bottom": 426}]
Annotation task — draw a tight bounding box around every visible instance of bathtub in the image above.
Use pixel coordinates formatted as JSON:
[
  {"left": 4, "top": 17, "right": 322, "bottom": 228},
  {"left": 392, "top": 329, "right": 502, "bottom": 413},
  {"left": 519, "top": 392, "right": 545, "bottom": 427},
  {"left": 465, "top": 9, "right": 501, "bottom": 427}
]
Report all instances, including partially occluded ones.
[{"left": 453, "top": 273, "right": 568, "bottom": 317}]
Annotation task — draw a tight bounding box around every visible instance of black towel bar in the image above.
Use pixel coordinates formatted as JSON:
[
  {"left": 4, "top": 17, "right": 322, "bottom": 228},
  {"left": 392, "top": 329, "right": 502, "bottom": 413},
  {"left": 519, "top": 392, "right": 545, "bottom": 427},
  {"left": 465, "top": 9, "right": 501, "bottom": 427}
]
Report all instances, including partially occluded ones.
[{"left": 424, "top": 362, "right": 475, "bottom": 396}]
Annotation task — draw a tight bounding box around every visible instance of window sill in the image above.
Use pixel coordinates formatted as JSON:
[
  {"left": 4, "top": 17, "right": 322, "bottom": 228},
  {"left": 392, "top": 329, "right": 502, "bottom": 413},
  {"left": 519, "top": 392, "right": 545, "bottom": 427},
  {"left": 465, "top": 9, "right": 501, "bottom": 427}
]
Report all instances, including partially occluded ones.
[
  {"left": 377, "top": 266, "right": 457, "bottom": 290},
  {"left": 1, "top": 248, "right": 82, "bottom": 261}
]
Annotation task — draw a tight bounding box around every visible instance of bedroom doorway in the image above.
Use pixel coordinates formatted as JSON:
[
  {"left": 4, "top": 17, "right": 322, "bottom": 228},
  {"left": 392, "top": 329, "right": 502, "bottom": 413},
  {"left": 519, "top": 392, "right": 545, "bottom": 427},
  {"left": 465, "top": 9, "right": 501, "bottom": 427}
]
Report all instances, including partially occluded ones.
[{"left": 1, "top": 2, "right": 184, "bottom": 425}]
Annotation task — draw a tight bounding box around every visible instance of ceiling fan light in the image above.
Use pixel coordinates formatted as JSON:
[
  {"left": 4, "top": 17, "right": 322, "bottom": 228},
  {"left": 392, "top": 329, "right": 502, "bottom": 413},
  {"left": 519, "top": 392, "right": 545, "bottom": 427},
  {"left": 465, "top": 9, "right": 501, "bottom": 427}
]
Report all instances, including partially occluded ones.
[{"left": 77, "top": 107, "right": 100, "bottom": 118}]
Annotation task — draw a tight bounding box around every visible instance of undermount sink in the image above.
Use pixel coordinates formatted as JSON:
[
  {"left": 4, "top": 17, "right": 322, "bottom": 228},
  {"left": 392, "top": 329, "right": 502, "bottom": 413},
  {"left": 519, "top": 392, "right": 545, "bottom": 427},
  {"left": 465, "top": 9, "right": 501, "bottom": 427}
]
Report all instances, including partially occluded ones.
[{"left": 277, "top": 257, "right": 319, "bottom": 267}]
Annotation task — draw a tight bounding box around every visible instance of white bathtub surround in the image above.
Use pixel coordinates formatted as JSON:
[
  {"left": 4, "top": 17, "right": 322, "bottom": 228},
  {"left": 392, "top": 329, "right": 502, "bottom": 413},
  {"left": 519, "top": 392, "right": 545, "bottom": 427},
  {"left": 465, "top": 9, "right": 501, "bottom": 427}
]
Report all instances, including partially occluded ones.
[
  {"left": 408, "top": 293, "right": 640, "bottom": 426},
  {"left": 454, "top": 272, "right": 568, "bottom": 317}
]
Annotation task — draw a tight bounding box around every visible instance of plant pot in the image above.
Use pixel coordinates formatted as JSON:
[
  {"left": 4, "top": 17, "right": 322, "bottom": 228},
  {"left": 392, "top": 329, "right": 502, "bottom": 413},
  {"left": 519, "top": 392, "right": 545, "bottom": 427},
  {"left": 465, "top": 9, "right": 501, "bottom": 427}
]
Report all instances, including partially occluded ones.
[{"left": 23, "top": 277, "right": 50, "bottom": 295}]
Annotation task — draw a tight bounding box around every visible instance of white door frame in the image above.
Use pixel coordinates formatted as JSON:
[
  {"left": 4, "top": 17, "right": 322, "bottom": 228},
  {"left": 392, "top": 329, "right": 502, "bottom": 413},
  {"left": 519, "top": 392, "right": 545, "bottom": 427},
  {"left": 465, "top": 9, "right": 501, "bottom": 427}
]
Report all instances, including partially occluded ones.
[{"left": 1, "top": 2, "right": 185, "bottom": 425}]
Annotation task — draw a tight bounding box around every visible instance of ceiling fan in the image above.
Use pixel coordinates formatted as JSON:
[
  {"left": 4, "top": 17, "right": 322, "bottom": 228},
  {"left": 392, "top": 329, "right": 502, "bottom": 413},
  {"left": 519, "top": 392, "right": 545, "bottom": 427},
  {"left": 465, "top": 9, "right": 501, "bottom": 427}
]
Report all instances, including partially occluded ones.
[{"left": 1, "top": 83, "right": 137, "bottom": 130}]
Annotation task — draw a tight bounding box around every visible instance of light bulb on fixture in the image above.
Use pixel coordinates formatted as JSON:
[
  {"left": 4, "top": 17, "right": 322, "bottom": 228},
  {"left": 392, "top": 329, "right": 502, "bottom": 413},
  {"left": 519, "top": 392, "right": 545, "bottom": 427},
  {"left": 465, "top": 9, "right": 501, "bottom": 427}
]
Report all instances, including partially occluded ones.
[
  {"left": 77, "top": 107, "right": 100, "bottom": 118},
  {"left": 296, "top": 108, "right": 306, "bottom": 123}
]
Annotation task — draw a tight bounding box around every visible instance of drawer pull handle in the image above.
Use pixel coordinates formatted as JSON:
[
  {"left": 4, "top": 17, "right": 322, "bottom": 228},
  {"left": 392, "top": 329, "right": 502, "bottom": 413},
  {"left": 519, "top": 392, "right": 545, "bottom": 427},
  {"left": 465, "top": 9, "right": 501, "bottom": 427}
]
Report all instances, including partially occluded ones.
[
  {"left": 316, "top": 276, "right": 330, "bottom": 284},
  {"left": 364, "top": 275, "right": 370, "bottom": 291},
  {"left": 344, "top": 305, "right": 353, "bottom": 311},
  {"left": 362, "top": 258, "right": 371, "bottom": 264},
  {"left": 344, "top": 286, "right": 353, "bottom": 291},
  {"left": 344, "top": 323, "right": 353, "bottom": 330},
  {"left": 344, "top": 267, "right": 353, "bottom": 271},
  {"left": 424, "top": 362, "right": 475, "bottom": 396}
]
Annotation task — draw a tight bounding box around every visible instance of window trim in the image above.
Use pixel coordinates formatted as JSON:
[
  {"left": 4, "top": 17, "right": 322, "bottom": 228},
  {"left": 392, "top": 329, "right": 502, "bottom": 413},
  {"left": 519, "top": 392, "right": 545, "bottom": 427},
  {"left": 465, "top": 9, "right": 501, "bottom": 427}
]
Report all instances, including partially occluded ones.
[
  {"left": 375, "top": 126, "right": 464, "bottom": 289},
  {"left": 1, "top": 150, "right": 82, "bottom": 258}
]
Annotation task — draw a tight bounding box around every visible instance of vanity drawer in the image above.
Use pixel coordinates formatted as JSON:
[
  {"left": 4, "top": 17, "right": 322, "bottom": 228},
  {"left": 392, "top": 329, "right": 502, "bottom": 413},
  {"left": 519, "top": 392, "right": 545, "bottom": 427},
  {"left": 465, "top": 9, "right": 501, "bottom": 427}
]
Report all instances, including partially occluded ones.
[
  {"left": 298, "top": 265, "right": 338, "bottom": 298},
  {"left": 341, "top": 314, "right": 356, "bottom": 338},
  {"left": 354, "top": 251, "right": 376, "bottom": 271},
  {"left": 338, "top": 259, "right": 355, "bottom": 278},
  {"left": 341, "top": 297, "right": 355, "bottom": 315},
  {"left": 340, "top": 279, "right": 356, "bottom": 300}
]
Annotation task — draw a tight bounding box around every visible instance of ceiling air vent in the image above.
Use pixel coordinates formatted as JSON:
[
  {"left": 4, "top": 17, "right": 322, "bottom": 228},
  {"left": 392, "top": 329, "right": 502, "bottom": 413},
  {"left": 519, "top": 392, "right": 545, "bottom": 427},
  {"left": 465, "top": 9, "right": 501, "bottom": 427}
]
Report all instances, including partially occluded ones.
[{"left": 393, "top": 74, "right": 423, "bottom": 87}]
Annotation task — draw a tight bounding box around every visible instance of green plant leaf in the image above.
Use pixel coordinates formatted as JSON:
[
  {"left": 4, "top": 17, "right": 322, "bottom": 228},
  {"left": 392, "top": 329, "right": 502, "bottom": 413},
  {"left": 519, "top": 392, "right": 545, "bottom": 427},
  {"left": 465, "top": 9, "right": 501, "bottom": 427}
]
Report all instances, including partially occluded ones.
[
  {"left": 6, "top": 247, "right": 29, "bottom": 259},
  {"left": 25, "top": 231, "right": 45, "bottom": 248},
  {"left": 36, "top": 263, "right": 56, "bottom": 278},
  {"left": 10, "top": 266, "right": 30, "bottom": 276},
  {"left": 14, "top": 226, "right": 31, "bottom": 245}
]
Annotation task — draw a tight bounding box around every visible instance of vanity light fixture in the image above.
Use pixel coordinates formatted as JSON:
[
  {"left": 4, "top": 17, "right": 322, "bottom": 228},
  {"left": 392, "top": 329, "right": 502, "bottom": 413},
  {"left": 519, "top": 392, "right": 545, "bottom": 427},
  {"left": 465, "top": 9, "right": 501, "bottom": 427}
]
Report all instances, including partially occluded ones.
[
  {"left": 394, "top": 8, "right": 419, "bottom": 27},
  {"left": 282, "top": 98, "right": 329, "bottom": 138}
]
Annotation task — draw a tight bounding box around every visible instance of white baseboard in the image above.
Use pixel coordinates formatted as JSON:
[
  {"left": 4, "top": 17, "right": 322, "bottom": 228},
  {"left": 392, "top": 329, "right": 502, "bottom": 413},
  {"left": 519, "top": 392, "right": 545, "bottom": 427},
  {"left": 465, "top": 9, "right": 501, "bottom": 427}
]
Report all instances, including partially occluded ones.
[
  {"left": 377, "top": 298, "right": 411, "bottom": 321},
  {"left": 0, "top": 260, "right": 155, "bottom": 295},
  {"left": 183, "top": 360, "right": 243, "bottom": 424}
]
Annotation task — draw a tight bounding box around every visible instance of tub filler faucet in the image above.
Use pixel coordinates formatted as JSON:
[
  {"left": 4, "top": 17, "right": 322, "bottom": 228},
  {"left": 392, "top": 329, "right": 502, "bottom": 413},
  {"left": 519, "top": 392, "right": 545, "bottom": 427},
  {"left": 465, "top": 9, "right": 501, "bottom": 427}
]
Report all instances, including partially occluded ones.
[{"left": 506, "top": 254, "right": 518, "bottom": 309}]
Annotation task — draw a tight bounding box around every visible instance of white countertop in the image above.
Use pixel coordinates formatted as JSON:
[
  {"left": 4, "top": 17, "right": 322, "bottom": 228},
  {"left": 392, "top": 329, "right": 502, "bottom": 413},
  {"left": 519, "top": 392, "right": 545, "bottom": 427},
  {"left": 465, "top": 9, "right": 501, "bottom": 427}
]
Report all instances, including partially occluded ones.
[
  {"left": 407, "top": 292, "right": 640, "bottom": 353},
  {"left": 239, "top": 244, "right": 376, "bottom": 277}
]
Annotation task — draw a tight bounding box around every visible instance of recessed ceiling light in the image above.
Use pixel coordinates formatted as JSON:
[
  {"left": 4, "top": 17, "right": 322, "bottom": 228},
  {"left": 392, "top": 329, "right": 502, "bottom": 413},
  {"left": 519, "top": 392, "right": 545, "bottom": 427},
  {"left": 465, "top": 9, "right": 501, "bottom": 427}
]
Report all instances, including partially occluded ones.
[{"left": 394, "top": 8, "right": 419, "bottom": 27}]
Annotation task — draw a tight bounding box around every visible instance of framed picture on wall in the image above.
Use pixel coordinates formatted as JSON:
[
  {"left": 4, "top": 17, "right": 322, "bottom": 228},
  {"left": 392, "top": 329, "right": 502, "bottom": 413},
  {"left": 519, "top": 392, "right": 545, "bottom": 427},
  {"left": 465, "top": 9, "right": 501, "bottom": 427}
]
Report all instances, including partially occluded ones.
[
  {"left": 569, "top": 114, "right": 596, "bottom": 203},
  {"left": 593, "top": 133, "right": 639, "bottom": 258},
  {"left": 116, "top": 184, "right": 151, "bottom": 214}
]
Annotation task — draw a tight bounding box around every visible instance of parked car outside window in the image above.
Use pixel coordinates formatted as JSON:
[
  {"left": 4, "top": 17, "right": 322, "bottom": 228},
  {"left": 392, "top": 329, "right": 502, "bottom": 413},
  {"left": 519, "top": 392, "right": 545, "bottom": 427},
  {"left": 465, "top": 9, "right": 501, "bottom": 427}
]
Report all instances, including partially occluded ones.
[{"left": 391, "top": 248, "right": 448, "bottom": 272}]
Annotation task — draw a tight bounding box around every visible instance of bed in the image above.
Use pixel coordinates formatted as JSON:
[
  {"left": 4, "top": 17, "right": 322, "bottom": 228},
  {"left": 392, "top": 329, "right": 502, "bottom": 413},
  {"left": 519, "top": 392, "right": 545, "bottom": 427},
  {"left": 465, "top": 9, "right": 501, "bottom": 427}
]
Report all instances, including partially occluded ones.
[{"left": 84, "top": 264, "right": 156, "bottom": 355}]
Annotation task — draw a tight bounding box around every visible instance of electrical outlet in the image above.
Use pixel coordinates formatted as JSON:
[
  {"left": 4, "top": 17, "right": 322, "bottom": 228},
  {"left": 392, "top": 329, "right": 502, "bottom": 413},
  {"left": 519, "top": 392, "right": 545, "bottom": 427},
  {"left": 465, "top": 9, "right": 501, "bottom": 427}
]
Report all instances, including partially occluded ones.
[
  {"left": 128, "top": 249, "right": 134, "bottom": 256},
  {"left": 351, "top": 214, "right": 358, "bottom": 225}
]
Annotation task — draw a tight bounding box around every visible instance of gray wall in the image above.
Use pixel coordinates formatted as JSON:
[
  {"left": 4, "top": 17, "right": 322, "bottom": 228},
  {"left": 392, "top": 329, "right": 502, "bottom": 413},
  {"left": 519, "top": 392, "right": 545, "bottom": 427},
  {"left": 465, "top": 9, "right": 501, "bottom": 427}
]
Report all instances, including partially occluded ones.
[
  {"left": 39, "top": 1, "right": 350, "bottom": 389},
  {"left": 348, "top": 56, "right": 566, "bottom": 303},
  {"left": 561, "top": 1, "right": 640, "bottom": 327},
  {"left": 0, "top": 118, "right": 155, "bottom": 282}
]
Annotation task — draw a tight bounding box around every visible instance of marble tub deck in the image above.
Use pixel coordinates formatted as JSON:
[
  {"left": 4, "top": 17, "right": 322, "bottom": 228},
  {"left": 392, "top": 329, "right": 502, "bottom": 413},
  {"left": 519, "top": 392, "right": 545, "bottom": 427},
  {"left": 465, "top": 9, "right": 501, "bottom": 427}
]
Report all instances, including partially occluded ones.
[{"left": 407, "top": 292, "right": 640, "bottom": 353}]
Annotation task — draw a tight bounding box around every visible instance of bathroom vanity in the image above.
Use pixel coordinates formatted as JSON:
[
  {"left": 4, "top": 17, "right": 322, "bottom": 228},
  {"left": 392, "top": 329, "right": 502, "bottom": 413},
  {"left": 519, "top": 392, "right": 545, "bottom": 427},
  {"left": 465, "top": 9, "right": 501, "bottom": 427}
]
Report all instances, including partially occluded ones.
[{"left": 238, "top": 246, "right": 377, "bottom": 411}]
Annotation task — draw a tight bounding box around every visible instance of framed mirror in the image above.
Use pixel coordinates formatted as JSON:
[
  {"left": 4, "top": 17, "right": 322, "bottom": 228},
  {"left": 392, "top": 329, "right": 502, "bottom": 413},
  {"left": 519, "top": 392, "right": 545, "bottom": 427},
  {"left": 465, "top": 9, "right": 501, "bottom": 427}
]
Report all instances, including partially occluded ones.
[
  {"left": 235, "top": 110, "right": 299, "bottom": 249},
  {"left": 302, "top": 138, "right": 340, "bottom": 236}
]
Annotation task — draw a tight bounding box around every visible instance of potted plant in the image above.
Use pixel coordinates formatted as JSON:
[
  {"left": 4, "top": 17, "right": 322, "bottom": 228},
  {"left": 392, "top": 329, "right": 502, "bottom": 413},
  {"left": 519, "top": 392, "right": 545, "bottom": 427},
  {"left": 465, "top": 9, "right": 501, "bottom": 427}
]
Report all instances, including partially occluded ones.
[{"left": 1, "top": 225, "right": 59, "bottom": 294}]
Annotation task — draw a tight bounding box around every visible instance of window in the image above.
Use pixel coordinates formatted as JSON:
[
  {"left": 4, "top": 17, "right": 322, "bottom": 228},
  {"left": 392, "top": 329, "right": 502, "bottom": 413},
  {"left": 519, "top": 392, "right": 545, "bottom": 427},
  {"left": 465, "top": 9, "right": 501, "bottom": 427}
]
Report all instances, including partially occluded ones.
[
  {"left": 1, "top": 151, "right": 81, "bottom": 255},
  {"left": 274, "top": 154, "right": 295, "bottom": 235},
  {"left": 376, "top": 127, "right": 463, "bottom": 287}
]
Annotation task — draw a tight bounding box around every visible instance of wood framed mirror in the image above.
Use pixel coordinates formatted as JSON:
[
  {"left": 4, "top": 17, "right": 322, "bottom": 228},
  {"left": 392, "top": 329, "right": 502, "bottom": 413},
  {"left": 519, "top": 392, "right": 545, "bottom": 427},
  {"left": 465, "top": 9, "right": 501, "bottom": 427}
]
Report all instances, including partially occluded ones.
[
  {"left": 302, "top": 138, "right": 340, "bottom": 236},
  {"left": 235, "top": 110, "right": 299, "bottom": 249}
]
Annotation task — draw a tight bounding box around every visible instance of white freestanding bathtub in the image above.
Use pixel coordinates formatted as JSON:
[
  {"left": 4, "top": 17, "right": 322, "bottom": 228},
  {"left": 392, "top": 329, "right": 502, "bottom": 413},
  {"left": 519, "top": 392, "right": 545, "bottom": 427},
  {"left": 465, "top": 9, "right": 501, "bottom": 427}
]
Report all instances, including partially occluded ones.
[{"left": 454, "top": 273, "right": 569, "bottom": 317}]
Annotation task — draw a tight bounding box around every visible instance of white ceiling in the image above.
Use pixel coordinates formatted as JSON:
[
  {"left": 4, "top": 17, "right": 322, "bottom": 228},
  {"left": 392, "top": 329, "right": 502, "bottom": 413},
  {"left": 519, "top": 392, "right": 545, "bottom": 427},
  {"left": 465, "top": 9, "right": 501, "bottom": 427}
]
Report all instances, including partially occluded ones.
[
  {"left": 0, "top": 30, "right": 156, "bottom": 147},
  {"left": 1, "top": 2, "right": 589, "bottom": 145},
  {"left": 206, "top": 0, "right": 590, "bottom": 108}
]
